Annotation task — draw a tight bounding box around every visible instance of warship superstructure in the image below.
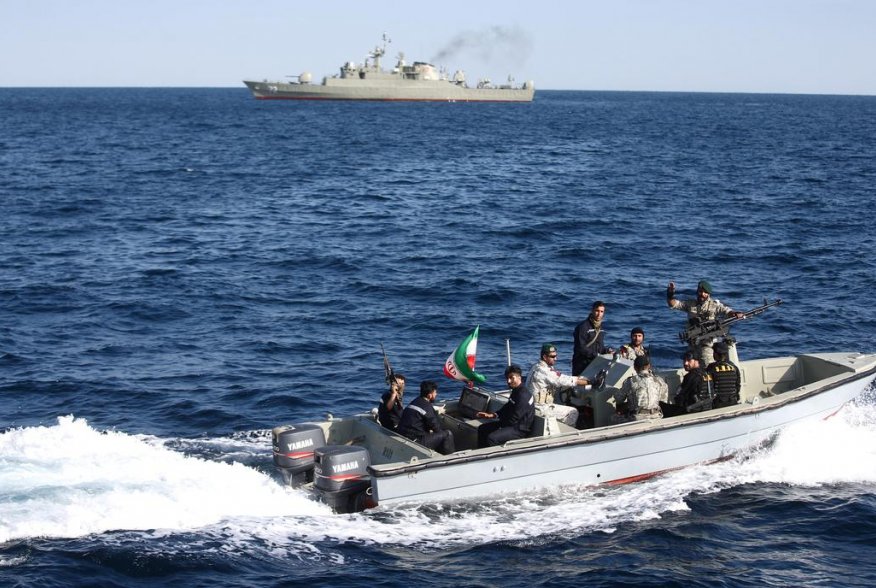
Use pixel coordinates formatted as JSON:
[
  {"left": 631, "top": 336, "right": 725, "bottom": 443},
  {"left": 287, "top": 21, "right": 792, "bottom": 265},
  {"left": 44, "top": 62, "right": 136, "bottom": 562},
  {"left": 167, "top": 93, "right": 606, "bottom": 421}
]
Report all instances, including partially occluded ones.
[{"left": 243, "top": 36, "right": 534, "bottom": 102}]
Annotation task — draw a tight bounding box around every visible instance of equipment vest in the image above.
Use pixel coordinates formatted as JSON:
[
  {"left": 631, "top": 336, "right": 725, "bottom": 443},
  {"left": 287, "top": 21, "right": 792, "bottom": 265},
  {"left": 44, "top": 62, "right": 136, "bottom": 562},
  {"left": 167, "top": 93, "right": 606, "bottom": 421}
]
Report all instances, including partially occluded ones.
[{"left": 709, "top": 360, "right": 740, "bottom": 407}]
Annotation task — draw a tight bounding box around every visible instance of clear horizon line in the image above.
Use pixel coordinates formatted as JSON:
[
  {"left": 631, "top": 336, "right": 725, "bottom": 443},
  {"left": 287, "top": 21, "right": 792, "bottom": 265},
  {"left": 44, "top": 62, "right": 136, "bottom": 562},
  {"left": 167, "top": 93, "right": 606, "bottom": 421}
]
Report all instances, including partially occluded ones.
[{"left": 1, "top": 85, "right": 875, "bottom": 98}]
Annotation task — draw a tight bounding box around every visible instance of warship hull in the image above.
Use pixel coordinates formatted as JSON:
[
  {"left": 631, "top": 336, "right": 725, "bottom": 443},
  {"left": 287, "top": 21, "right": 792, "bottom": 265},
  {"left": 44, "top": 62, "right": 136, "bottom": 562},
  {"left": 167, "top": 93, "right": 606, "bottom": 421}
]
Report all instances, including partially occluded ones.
[{"left": 243, "top": 79, "right": 534, "bottom": 102}]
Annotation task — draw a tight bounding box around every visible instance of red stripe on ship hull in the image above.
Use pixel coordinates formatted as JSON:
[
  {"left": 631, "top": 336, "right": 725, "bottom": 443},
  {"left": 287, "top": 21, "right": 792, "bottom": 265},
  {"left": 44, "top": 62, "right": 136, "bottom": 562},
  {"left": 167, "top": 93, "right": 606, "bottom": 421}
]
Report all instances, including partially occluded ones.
[
  {"left": 605, "top": 454, "right": 736, "bottom": 486},
  {"left": 603, "top": 406, "right": 854, "bottom": 487},
  {"left": 823, "top": 402, "right": 847, "bottom": 420},
  {"left": 253, "top": 96, "right": 530, "bottom": 103}
]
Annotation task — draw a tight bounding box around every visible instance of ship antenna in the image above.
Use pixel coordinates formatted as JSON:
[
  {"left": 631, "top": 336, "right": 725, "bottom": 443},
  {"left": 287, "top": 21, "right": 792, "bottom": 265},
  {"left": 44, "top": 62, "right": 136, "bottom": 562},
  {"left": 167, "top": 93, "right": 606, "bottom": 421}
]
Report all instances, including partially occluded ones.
[{"left": 371, "top": 33, "right": 390, "bottom": 71}]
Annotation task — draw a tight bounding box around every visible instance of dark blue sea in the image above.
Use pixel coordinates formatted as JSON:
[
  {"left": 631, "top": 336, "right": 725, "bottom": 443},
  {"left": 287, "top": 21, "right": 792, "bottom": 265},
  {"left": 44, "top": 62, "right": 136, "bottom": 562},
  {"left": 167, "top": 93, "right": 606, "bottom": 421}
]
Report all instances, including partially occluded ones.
[{"left": 2, "top": 88, "right": 876, "bottom": 587}]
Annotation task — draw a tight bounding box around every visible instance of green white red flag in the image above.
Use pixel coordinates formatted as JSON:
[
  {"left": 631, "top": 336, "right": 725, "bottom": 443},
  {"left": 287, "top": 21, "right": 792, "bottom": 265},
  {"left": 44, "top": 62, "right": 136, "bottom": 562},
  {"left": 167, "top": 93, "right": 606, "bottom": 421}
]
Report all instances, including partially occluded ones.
[{"left": 443, "top": 326, "right": 487, "bottom": 384}]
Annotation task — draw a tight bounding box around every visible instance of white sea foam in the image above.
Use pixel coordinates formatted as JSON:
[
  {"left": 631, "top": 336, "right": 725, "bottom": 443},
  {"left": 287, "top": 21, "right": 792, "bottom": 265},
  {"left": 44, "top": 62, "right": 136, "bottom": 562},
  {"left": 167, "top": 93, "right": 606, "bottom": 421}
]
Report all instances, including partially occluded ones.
[
  {"left": 2, "top": 401, "right": 875, "bottom": 553},
  {"left": 0, "top": 415, "right": 329, "bottom": 544},
  {"left": 0, "top": 554, "right": 28, "bottom": 567}
]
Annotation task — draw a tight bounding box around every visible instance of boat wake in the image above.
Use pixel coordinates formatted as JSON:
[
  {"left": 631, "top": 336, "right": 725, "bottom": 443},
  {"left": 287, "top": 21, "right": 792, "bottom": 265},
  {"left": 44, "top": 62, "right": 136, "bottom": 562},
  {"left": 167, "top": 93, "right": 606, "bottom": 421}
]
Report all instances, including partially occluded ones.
[
  {"left": 0, "top": 416, "right": 330, "bottom": 546},
  {"left": 2, "top": 395, "right": 875, "bottom": 559}
]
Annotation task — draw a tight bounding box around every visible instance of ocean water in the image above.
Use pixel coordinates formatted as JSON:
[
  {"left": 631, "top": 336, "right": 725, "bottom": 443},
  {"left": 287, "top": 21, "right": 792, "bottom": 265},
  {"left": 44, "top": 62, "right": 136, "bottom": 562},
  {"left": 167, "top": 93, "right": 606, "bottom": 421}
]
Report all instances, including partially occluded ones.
[{"left": 1, "top": 88, "right": 876, "bottom": 586}]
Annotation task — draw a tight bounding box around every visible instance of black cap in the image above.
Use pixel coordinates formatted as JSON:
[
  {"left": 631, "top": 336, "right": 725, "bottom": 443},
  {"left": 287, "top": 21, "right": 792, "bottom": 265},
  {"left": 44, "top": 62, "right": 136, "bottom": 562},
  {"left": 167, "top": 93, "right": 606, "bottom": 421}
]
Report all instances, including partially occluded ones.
[
  {"left": 504, "top": 364, "right": 522, "bottom": 378},
  {"left": 713, "top": 342, "right": 729, "bottom": 356},
  {"left": 683, "top": 351, "right": 696, "bottom": 361},
  {"left": 634, "top": 354, "right": 651, "bottom": 371}
]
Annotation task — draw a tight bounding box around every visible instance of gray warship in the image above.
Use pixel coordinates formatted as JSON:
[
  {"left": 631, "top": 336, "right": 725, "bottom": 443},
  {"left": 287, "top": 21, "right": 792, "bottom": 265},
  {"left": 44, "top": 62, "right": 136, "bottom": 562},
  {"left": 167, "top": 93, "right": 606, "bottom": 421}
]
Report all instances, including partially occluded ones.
[{"left": 243, "top": 35, "right": 534, "bottom": 102}]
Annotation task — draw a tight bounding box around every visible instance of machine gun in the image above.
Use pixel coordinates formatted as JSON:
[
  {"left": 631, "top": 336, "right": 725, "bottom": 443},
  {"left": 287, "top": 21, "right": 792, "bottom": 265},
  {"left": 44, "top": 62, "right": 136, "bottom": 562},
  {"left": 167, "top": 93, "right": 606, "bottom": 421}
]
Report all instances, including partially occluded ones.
[{"left": 679, "top": 298, "right": 784, "bottom": 346}]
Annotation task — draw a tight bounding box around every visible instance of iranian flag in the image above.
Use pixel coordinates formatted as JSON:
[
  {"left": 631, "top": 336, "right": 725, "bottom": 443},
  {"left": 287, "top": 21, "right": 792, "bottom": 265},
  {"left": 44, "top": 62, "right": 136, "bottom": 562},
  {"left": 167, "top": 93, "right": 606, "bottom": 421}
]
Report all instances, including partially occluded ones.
[{"left": 443, "top": 325, "right": 487, "bottom": 384}]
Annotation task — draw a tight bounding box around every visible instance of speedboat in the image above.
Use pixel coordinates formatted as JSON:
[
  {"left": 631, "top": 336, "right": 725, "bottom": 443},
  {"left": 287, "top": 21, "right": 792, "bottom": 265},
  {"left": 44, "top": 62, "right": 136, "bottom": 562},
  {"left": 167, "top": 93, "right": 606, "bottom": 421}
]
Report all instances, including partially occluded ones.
[{"left": 272, "top": 351, "right": 876, "bottom": 512}]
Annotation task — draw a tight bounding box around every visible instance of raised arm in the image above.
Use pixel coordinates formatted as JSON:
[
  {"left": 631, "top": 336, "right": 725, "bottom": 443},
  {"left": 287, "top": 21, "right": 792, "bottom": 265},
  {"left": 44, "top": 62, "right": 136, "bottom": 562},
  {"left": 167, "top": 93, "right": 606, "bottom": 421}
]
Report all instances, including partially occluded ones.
[{"left": 666, "top": 282, "right": 678, "bottom": 308}]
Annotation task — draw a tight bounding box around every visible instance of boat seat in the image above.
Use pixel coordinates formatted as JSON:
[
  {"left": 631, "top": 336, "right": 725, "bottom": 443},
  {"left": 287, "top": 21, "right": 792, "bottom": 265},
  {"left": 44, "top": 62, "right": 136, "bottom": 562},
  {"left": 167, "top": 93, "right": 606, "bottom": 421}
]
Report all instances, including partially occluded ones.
[{"left": 531, "top": 411, "right": 577, "bottom": 437}]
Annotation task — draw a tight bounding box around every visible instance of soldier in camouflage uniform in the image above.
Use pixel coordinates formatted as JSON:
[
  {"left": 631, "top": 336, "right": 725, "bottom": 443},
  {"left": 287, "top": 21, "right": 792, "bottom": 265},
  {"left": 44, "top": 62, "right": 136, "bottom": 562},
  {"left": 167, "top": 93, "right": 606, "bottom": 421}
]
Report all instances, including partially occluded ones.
[
  {"left": 525, "top": 343, "right": 590, "bottom": 428},
  {"left": 618, "top": 327, "right": 647, "bottom": 361},
  {"left": 612, "top": 355, "right": 669, "bottom": 423},
  {"left": 666, "top": 280, "right": 744, "bottom": 366}
]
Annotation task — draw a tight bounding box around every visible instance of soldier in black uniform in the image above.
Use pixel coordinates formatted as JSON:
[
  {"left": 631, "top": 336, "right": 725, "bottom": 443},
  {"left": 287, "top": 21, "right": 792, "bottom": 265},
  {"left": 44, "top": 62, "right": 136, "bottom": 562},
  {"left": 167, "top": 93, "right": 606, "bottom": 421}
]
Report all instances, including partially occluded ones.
[
  {"left": 377, "top": 373, "right": 406, "bottom": 431},
  {"left": 707, "top": 342, "right": 741, "bottom": 408},
  {"left": 572, "top": 301, "right": 614, "bottom": 376},
  {"left": 476, "top": 364, "right": 535, "bottom": 448},
  {"left": 398, "top": 380, "right": 455, "bottom": 454},
  {"left": 666, "top": 351, "right": 714, "bottom": 417}
]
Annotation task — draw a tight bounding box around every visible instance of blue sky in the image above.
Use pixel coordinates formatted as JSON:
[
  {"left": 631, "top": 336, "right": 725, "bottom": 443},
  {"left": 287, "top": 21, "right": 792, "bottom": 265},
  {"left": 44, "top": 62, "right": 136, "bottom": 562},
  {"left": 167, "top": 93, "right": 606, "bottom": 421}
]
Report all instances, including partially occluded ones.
[{"left": 2, "top": 0, "right": 874, "bottom": 94}]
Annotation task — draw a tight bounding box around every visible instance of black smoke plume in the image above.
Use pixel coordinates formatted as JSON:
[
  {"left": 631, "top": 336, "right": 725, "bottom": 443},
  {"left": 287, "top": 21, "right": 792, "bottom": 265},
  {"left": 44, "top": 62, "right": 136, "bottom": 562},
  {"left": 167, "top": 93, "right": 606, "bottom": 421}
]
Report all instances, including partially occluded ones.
[{"left": 430, "top": 26, "right": 533, "bottom": 66}]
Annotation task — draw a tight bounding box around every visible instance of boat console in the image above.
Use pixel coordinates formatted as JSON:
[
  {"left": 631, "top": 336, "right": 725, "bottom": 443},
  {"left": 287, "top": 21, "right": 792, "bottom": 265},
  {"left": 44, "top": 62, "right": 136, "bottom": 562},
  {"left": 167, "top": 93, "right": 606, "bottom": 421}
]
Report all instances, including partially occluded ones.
[
  {"left": 440, "top": 385, "right": 583, "bottom": 448},
  {"left": 456, "top": 387, "right": 492, "bottom": 419},
  {"left": 439, "top": 386, "right": 508, "bottom": 450},
  {"left": 572, "top": 355, "right": 636, "bottom": 428}
]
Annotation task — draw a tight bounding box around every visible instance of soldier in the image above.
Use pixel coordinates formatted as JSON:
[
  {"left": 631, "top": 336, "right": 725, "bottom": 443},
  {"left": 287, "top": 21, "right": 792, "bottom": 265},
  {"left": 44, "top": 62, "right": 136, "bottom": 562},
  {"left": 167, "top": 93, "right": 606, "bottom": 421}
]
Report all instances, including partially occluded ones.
[
  {"left": 662, "top": 351, "right": 714, "bottom": 417},
  {"left": 612, "top": 354, "right": 669, "bottom": 423},
  {"left": 398, "top": 380, "right": 455, "bottom": 454},
  {"left": 377, "top": 373, "right": 406, "bottom": 431},
  {"left": 618, "top": 327, "right": 648, "bottom": 361},
  {"left": 707, "top": 342, "right": 741, "bottom": 408},
  {"left": 572, "top": 301, "right": 614, "bottom": 376},
  {"left": 525, "top": 343, "right": 590, "bottom": 428},
  {"left": 666, "top": 280, "right": 744, "bottom": 366},
  {"left": 476, "top": 364, "right": 535, "bottom": 447}
]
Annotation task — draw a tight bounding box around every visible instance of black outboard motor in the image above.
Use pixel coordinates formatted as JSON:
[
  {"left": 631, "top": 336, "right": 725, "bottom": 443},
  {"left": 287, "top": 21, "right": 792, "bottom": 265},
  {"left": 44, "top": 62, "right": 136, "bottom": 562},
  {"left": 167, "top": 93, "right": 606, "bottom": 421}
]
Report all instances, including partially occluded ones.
[
  {"left": 272, "top": 424, "right": 326, "bottom": 487},
  {"left": 314, "top": 445, "right": 373, "bottom": 513}
]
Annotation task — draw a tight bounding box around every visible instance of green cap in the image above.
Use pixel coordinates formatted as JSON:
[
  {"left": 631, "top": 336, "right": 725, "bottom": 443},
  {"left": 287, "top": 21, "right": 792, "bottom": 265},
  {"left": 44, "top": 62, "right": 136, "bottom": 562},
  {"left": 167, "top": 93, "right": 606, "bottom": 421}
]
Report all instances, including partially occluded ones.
[
  {"left": 697, "top": 280, "right": 713, "bottom": 294},
  {"left": 540, "top": 343, "right": 557, "bottom": 355}
]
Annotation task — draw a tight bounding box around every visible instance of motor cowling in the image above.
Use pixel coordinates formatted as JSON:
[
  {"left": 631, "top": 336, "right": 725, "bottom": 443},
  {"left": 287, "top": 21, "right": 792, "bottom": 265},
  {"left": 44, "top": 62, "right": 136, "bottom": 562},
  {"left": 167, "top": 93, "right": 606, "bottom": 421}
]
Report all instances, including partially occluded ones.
[
  {"left": 314, "top": 445, "right": 372, "bottom": 513},
  {"left": 272, "top": 424, "right": 326, "bottom": 486}
]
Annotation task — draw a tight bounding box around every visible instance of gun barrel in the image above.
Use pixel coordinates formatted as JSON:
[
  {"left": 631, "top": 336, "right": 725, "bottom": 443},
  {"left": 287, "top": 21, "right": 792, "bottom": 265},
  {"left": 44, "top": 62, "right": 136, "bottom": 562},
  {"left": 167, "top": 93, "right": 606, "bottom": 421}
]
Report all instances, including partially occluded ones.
[{"left": 741, "top": 299, "right": 783, "bottom": 319}]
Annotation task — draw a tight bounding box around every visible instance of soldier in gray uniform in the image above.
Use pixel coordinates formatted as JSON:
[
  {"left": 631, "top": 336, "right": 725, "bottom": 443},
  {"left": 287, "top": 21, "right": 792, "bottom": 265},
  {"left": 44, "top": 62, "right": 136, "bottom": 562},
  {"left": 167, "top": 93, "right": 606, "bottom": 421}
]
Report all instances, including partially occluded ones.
[
  {"left": 612, "top": 354, "right": 669, "bottom": 423},
  {"left": 667, "top": 280, "right": 744, "bottom": 366}
]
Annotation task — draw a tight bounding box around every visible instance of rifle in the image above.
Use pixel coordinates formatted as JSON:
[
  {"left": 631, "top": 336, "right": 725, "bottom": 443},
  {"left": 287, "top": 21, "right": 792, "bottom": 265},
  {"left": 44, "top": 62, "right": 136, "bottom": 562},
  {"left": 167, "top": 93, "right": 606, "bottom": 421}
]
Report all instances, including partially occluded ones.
[
  {"left": 380, "top": 343, "right": 404, "bottom": 402},
  {"left": 381, "top": 343, "right": 400, "bottom": 390},
  {"left": 679, "top": 298, "right": 784, "bottom": 346}
]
